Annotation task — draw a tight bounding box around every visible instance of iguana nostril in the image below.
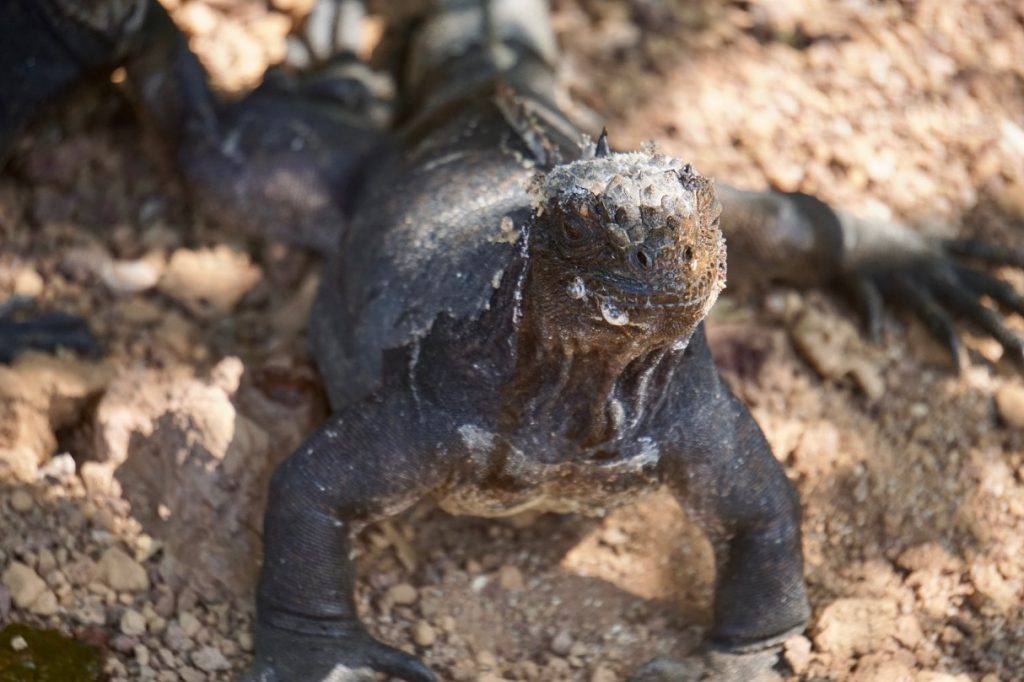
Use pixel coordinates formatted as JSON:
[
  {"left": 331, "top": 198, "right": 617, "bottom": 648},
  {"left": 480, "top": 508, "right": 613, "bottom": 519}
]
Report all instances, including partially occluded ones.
[{"left": 633, "top": 247, "right": 653, "bottom": 269}]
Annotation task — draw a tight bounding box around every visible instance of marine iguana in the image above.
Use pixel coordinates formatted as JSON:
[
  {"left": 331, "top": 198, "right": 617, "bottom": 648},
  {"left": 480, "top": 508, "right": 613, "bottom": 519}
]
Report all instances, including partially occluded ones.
[{"left": 2, "top": 1, "right": 1024, "bottom": 680}]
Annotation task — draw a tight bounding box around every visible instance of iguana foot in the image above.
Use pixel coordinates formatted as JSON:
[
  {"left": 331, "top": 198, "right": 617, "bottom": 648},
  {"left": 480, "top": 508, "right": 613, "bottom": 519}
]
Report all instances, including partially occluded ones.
[
  {"left": 630, "top": 647, "right": 785, "bottom": 682},
  {"left": 0, "top": 297, "right": 99, "bottom": 363},
  {"left": 852, "top": 240, "right": 1024, "bottom": 371},
  {"left": 240, "top": 623, "right": 436, "bottom": 682}
]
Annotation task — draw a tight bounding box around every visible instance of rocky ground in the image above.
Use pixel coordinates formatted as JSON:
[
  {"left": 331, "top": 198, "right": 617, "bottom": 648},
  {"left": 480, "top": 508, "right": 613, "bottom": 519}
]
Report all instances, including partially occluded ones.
[{"left": 1, "top": 0, "right": 1024, "bottom": 680}]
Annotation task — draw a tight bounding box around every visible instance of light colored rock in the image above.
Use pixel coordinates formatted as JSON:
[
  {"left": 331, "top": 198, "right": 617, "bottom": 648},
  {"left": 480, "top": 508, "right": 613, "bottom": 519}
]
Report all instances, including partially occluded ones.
[
  {"left": 412, "top": 620, "right": 436, "bottom": 647},
  {"left": 591, "top": 664, "right": 618, "bottom": 682},
  {"left": 2, "top": 562, "right": 47, "bottom": 610},
  {"left": 13, "top": 268, "right": 43, "bottom": 297},
  {"left": 388, "top": 583, "right": 419, "bottom": 606},
  {"left": 79, "top": 462, "right": 117, "bottom": 497},
  {"left": 76, "top": 603, "right": 107, "bottom": 625},
  {"left": 814, "top": 598, "right": 898, "bottom": 657},
  {"left": 96, "top": 547, "right": 149, "bottom": 593},
  {"left": 191, "top": 645, "right": 230, "bottom": 672},
  {"left": 791, "top": 309, "right": 884, "bottom": 399},
  {"left": 10, "top": 635, "right": 27, "bottom": 651},
  {"left": 176, "top": 2, "right": 219, "bottom": 37},
  {"left": 121, "top": 608, "right": 147, "bottom": 636},
  {"left": 9, "top": 490, "right": 33, "bottom": 513},
  {"left": 36, "top": 549, "right": 55, "bottom": 575},
  {"left": 629, "top": 656, "right": 702, "bottom": 681},
  {"left": 179, "top": 666, "right": 206, "bottom": 682},
  {"left": 0, "top": 355, "right": 111, "bottom": 480},
  {"left": 159, "top": 246, "right": 262, "bottom": 315},
  {"left": 64, "top": 558, "right": 96, "bottom": 587},
  {"left": 850, "top": 659, "right": 915, "bottom": 682},
  {"left": 92, "top": 358, "right": 309, "bottom": 598},
  {"left": 551, "top": 630, "right": 574, "bottom": 657},
  {"left": 28, "top": 589, "right": 58, "bottom": 615},
  {"left": 969, "top": 561, "right": 1018, "bottom": 613},
  {"left": 178, "top": 611, "right": 202, "bottom": 638},
  {"left": 895, "top": 542, "right": 962, "bottom": 573},
  {"left": 100, "top": 256, "right": 164, "bottom": 295},
  {"left": 270, "top": 0, "right": 317, "bottom": 14},
  {"left": 497, "top": 565, "right": 524, "bottom": 590},
  {"left": 996, "top": 383, "right": 1024, "bottom": 429},
  {"left": 38, "top": 453, "right": 75, "bottom": 481},
  {"left": 783, "top": 635, "right": 812, "bottom": 675}
]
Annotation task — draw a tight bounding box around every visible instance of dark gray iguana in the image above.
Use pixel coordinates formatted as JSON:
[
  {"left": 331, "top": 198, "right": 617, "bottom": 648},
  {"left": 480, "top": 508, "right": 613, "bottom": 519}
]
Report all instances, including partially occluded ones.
[{"left": 3, "top": 1, "right": 1024, "bottom": 680}]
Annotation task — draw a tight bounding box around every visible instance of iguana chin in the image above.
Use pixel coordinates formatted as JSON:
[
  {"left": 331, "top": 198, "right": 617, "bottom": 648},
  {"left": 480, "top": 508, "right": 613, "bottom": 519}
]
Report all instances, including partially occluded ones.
[{"left": 2, "top": 1, "right": 1023, "bottom": 680}]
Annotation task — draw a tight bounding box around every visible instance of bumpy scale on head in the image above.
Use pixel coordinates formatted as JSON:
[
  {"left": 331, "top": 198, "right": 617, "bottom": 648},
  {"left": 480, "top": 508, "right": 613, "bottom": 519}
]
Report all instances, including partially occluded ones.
[{"left": 530, "top": 145, "right": 726, "bottom": 343}]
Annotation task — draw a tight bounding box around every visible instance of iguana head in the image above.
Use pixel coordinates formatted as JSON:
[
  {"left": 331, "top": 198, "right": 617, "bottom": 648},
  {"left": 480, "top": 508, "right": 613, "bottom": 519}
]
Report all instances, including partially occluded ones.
[{"left": 528, "top": 139, "right": 726, "bottom": 350}]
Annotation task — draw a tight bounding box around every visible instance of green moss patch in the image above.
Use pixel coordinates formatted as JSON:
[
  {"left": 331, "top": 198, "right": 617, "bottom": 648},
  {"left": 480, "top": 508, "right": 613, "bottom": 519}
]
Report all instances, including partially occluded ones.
[{"left": 0, "top": 623, "right": 103, "bottom": 681}]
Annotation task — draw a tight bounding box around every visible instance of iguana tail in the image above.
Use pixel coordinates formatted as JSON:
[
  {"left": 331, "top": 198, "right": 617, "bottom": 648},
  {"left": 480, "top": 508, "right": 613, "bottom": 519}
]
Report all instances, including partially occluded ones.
[{"left": 402, "top": 0, "right": 561, "bottom": 117}]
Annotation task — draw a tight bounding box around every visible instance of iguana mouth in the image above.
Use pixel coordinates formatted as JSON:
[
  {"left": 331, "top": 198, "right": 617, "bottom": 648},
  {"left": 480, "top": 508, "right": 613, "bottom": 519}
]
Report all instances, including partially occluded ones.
[{"left": 590, "top": 281, "right": 714, "bottom": 311}]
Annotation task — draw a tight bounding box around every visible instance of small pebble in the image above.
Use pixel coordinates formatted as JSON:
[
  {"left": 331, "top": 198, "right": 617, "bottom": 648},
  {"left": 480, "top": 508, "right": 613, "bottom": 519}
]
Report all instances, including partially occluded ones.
[
  {"left": 178, "top": 611, "right": 202, "bottom": 638},
  {"left": 121, "top": 609, "right": 147, "bottom": 636},
  {"left": 497, "top": 565, "right": 524, "bottom": 590},
  {"left": 388, "top": 583, "right": 419, "bottom": 605},
  {"left": 10, "top": 635, "right": 27, "bottom": 651},
  {"left": 37, "top": 549, "right": 56, "bottom": 575},
  {"left": 412, "top": 620, "right": 436, "bottom": 647},
  {"left": 600, "top": 526, "right": 629, "bottom": 547},
  {"left": 29, "top": 590, "right": 59, "bottom": 615},
  {"left": 192, "top": 645, "right": 230, "bottom": 672},
  {"left": 110, "top": 634, "right": 138, "bottom": 654},
  {"left": 9, "top": 489, "right": 33, "bottom": 509},
  {"left": 783, "top": 635, "right": 812, "bottom": 675},
  {"left": 13, "top": 268, "right": 43, "bottom": 297},
  {"left": 551, "top": 629, "right": 574, "bottom": 656},
  {"left": 2, "top": 562, "right": 47, "bottom": 610},
  {"left": 996, "top": 383, "right": 1024, "bottom": 429},
  {"left": 96, "top": 547, "right": 149, "bottom": 593},
  {"left": 10, "top": 490, "right": 34, "bottom": 513},
  {"left": 77, "top": 603, "right": 107, "bottom": 626}
]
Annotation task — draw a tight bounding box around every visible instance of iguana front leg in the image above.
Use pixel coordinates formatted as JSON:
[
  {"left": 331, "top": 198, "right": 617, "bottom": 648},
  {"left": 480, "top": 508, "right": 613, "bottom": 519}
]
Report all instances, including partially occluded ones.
[
  {"left": 719, "top": 183, "right": 1024, "bottom": 368},
  {"left": 655, "top": 328, "right": 809, "bottom": 679},
  {"left": 243, "top": 391, "right": 456, "bottom": 682}
]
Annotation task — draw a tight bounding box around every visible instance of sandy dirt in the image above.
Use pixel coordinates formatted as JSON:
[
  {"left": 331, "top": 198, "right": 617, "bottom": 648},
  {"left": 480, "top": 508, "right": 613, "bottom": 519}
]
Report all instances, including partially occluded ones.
[{"left": 1, "top": 0, "right": 1023, "bottom": 680}]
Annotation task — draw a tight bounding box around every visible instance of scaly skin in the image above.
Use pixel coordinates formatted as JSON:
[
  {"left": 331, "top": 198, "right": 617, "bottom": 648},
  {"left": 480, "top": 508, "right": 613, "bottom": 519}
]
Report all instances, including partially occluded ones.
[{"left": 3, "top": 1, "right": 1024, "bottom": 680}]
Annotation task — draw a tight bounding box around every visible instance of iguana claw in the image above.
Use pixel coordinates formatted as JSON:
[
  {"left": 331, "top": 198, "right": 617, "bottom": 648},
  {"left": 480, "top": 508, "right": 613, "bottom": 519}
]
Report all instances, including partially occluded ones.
[{"left": 239, "top": 623, "right": 436, "bottom": 682}]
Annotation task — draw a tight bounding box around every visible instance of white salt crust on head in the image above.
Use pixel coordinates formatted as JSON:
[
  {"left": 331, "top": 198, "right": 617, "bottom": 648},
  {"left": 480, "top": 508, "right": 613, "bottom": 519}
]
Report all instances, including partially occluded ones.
[{"left": 531, "top": 151, "right": 708, "bottom": 226}]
